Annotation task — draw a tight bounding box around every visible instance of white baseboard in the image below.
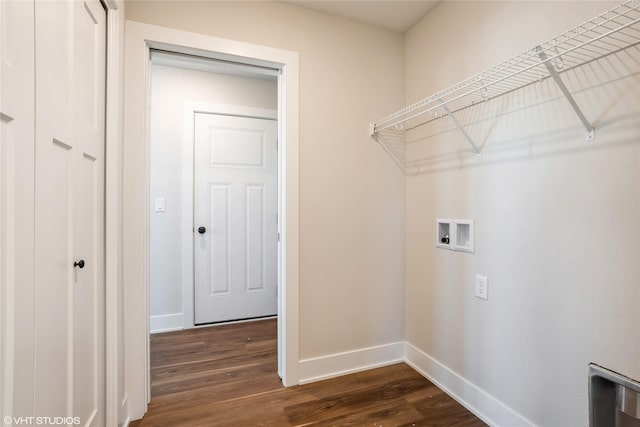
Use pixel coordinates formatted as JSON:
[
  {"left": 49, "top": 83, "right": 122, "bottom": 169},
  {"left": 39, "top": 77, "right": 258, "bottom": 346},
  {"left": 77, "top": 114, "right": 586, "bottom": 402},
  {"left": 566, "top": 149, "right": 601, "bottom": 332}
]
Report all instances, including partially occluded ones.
[
  {"left": 298, "top": 341, "right": 404, "bottom": 384},
  {"left": 297, "top": 341, "right": 534, "bottom": 426},
  {"left": 150, "top": 313, "right": 183, "bottom": 334},
  {"left": 404, "top": 342, "right": 535, "bottom": 427}
]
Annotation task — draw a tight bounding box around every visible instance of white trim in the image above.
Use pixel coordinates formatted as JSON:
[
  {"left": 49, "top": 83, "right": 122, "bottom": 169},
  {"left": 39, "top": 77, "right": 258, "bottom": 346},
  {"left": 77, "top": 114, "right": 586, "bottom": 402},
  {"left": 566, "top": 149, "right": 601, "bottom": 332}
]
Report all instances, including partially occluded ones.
[
  {"left": 104, "top": 3, "right": 124, "bottom": 427},
  {"left": 149, "top": 313, "right": 183, "bottom": 334},
  {"left": 186, "top": 103, "right": 277, "bottom": 120},
  {"left": 180, "top": 102, "right": 277, "bottom": 330},
  {"left": 151, "top": 50, "right": 280, "bottom": 80},
  {"left": 298, "top": 342, "right": 404, "bottom": 384},
  {"left": 180, "top": 103, "right": 195, "bottom": 330},
  {"left": 124, "top": 21, "right": 299, "bottom": 420},
  {"left": 102, "top": 0, "right": 118, "bottom": 10},
  {"left": 193, "top": 315, "right": 276, "bottom": 329},
  {"left": 404, "top": 342, "right": 535, "bottom": 427}
]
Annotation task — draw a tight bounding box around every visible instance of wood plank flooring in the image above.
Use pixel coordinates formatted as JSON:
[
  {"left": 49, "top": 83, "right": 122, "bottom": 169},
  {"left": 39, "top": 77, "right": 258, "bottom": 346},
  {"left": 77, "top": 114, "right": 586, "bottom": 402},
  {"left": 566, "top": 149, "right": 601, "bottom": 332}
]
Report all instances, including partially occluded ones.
[{"left": 131, "top": 319, "right": 486, "bottom": 426}]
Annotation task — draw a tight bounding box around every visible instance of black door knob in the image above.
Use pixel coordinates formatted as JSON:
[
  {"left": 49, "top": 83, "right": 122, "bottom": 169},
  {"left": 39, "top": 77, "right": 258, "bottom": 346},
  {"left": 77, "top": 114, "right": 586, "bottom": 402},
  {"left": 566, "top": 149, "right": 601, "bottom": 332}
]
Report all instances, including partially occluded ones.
[
  {"left": 197, "top": 226, "right": 206, "bottom": 234},
  {"left": 74, "top": 260, "right": 85, "bottom": 269}
]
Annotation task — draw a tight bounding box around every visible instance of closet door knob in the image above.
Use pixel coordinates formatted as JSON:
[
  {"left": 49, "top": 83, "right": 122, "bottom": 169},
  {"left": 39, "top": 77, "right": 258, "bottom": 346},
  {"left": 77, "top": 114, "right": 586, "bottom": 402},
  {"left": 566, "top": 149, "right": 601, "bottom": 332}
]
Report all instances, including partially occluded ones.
[
  {"left": 197, "top": 226, "right": 206, "bottom": 234},
  {"left": 74, "top": 260, "right": 85, "bottom": 269}
]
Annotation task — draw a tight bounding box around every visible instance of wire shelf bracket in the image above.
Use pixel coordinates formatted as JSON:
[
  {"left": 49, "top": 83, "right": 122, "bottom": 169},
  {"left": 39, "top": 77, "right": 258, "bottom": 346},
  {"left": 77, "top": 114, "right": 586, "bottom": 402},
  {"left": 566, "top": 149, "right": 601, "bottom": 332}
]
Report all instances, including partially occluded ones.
[
  {"left": 369, "top": 0, "right": 640, "bottom": 156},
  {"left": 438, "top": 98, "right": 482, "bottom": 158},
  {"left": 535, "top": 46, "right": 595, "bottom": 141}
]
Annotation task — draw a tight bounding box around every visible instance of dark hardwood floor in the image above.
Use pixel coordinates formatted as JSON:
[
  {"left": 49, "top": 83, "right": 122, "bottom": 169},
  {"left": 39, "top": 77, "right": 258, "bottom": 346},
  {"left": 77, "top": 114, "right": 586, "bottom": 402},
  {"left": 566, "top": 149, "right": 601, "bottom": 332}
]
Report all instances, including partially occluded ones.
[{"left": 131, "top": 319, "right": 486, "bottom": 426}]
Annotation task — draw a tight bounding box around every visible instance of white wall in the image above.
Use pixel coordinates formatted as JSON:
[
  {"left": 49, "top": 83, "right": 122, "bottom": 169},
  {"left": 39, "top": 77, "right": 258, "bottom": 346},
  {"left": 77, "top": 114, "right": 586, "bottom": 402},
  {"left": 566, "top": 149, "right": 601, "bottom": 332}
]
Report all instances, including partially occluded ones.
[
  {"left": 149, "top": 63, "right": 277, "bottom": 332},
  {"left": 126, "top": 1, "right": 406, "bottom": 361},
  {"left": 404, "top": 2, "right": 640, "bottom": 425}
]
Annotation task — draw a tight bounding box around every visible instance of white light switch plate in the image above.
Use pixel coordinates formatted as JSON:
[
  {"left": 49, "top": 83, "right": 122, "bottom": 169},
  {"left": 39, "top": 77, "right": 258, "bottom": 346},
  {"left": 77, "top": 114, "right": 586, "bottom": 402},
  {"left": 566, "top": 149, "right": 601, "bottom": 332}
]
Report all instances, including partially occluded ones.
[
  {"left": 475, "top": 275, "right": 488, "bottom": 300},
  {"left": 155, "top": 197, "right": 165, "bottom": 213}
]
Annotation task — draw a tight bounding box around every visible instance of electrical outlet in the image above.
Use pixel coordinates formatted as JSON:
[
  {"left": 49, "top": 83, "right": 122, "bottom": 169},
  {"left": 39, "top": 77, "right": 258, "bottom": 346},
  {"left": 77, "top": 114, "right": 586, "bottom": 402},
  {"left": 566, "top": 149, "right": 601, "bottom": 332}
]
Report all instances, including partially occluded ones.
[{"left": 475, "top": 275, "right": 488, "bottom": 300}]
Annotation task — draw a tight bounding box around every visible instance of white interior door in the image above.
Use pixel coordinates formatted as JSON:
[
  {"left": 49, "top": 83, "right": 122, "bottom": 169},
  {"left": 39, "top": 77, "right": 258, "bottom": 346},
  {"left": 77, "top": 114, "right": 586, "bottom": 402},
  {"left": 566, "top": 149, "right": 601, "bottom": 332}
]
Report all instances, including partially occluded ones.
[
  {"left": 194, "top": 113, "right": 278, "bottom": 324},
  {"left": 34, "top": 0, "right": 106, "bottom": 425},
  {"left": 1, "top": 0, "right": 36, "bottom": 420}
]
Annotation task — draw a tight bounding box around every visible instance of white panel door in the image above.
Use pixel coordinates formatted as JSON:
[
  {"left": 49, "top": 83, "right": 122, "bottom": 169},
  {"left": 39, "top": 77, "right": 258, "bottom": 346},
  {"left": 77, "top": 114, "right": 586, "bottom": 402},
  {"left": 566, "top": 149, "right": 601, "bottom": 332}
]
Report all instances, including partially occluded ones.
[
  {"left": 0, "top": 0, "right": 36, "bottom": 421},
  {"left": 194, "top": 113, "right": 277, "bottom": 324},
  {"left": 34, "top": 0, "right": 106, "bottom": 425},
  {"left": 72, "top": 0, "right": 106, "bottom": 424}
]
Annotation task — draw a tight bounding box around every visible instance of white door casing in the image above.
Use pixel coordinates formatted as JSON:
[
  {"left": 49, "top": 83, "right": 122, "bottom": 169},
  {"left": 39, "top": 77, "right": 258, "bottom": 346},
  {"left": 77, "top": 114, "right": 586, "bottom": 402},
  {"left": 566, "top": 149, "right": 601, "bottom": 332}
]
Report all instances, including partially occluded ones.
[
  {"left": 124, "top": 22, "right": 300, "bottom": 418},
  {"left": 194, "top": 113, "right": 278, "bottom": 324},
  {"left": 34, "top": 0, "right": 106, "bottom": 425}
]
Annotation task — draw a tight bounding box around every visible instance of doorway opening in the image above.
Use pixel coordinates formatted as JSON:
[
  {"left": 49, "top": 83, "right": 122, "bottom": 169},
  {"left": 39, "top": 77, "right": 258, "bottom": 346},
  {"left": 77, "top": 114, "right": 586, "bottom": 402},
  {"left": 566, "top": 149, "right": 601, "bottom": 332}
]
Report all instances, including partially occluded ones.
[
  {"left": 147, "top": 49, "right": 282, "bottom": 391},
  {"left": 148, "top": 50, "right": 279, "bottom": 327},
  {"left": 123, "top": 22, "right": 299, "bottom": 416}
]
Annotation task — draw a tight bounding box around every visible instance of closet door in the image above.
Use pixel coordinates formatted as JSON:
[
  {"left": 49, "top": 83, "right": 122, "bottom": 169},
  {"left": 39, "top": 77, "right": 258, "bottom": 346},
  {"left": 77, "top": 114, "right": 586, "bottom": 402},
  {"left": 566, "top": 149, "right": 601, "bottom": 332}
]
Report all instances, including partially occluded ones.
[
  {"left": 34, "top": 0, "right": 106, "bottom": 425},
  {"left": 0, "top": 0, "right": 36, "bottom": 421},
  {"left": 72, "top": 1, "right": 106, "bottom": 424}
]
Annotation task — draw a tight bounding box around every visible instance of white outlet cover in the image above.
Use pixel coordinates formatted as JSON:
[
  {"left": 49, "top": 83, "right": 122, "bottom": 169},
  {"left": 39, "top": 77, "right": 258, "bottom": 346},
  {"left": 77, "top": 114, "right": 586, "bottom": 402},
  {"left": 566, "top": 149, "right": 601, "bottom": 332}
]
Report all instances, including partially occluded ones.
[{"left": 475, "top": 275, "right": 488, "bottom": 300}]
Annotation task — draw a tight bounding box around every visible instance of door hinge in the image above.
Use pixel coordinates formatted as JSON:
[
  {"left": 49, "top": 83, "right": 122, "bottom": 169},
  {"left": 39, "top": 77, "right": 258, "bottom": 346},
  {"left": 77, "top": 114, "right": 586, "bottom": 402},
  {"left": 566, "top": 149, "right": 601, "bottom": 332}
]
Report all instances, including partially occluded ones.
[{"left": 277, "top": 232, "right": 280, "bottom": 242}]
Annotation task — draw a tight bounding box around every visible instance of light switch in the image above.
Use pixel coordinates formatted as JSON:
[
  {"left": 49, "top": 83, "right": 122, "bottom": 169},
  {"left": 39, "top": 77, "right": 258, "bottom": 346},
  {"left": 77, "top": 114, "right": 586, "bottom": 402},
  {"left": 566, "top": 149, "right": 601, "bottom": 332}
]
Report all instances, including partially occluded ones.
[{"left": 155, "top": 197, "right": 166, "bottom": 213}]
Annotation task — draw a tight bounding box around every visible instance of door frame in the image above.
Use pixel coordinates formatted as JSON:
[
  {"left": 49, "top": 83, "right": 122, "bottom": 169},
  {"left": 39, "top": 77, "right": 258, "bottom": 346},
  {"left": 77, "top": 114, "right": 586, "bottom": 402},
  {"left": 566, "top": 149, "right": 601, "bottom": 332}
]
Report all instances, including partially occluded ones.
[
  {"left": 103, "top": 1, "right": 124, "bottom": 426},
  {"left": 181, "top": 103, "right": 278, "bottom": 329},
  {"left": 123, "top": 21, "right": 300, "bottom": 420}
]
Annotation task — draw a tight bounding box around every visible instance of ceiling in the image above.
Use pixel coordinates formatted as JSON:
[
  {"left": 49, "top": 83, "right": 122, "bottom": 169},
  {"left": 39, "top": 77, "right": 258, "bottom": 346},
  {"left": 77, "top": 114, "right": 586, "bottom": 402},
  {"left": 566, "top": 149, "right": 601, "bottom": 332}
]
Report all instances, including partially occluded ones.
[{"left": 284, "top": 1, "right": 441, "bottom": 33}]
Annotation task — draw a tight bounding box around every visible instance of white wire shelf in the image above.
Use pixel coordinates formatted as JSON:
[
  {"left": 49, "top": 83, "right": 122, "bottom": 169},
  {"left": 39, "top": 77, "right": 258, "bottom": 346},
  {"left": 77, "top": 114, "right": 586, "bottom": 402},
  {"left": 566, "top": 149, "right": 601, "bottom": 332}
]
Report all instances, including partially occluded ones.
[{"left": 369, "top": 0, "right": 640, "bottom": 152}]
